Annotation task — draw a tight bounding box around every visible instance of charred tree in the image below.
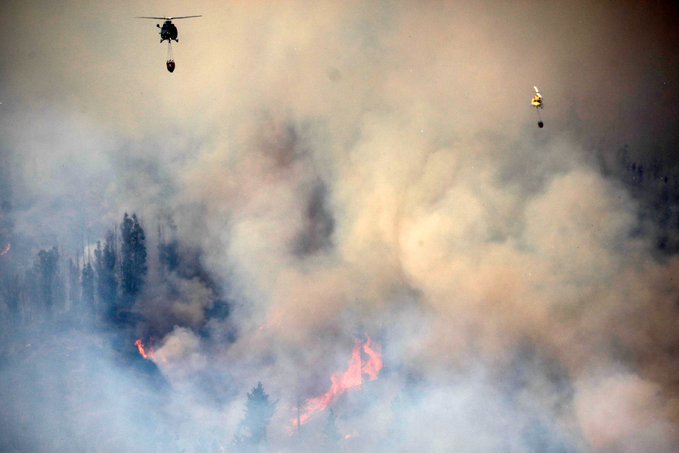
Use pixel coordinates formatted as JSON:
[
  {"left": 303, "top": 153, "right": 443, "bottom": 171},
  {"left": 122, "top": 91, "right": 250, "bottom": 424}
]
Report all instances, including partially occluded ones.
[{"left": 321, "top": 409, "right": 342, "bottom": 453}]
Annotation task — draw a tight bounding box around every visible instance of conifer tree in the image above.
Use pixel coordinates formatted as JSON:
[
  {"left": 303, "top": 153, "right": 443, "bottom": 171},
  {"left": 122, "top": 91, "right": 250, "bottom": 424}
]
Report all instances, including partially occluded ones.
[
  {"left": 81, "top": 261, "right": 95, "bottom": 312},
  {"left": 95, "top": 232, "right": 117, "bottom": 311},
  {"left": 120, "top": 213, "right": 147, "bottom": 303},
  {"left": 159, "top": 238, "right": 179, "bottom": 275},
  {"left": 35, "top": 246, "right": 60, "bottom": 310},
  {"left": 233, "top": 382, "right": 277, "bottom": 452},
  {"left": 67, "top": 257, "right": 80, "bottom": 310}
]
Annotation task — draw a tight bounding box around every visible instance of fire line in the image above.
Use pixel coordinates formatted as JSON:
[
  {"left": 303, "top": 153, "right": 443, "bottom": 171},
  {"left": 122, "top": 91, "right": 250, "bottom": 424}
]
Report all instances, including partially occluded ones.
[
  {"left": 135, "top": 338, "right": 153, "bottom": 360},
  {"left": 295, "top": 336, "right": 383, "bottom": 426}
]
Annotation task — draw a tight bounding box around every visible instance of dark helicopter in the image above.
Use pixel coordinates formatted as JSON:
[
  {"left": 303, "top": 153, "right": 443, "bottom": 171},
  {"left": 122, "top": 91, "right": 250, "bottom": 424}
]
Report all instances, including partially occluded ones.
[
  {"left": 137, "top": 15, "right": 201, "bottom": 72},
  {"left": 137, "top": 15, "right": 202, "bottom": 43}
]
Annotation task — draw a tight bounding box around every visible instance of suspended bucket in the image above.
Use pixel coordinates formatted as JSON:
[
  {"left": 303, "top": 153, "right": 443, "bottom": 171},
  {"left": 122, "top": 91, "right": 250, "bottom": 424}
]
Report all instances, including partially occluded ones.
[
  {"left": 166, "top": 60, "right": 175, "bottom": 73},
  {"left": 538, "top": 121, "right": 544, "bottom": 128}
]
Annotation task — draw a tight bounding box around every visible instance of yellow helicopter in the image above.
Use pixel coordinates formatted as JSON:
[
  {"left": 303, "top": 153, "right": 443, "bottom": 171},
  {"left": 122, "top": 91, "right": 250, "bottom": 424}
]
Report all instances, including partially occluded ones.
[{"left": 531, "top": 86, "right": 544, "bottom": 128}]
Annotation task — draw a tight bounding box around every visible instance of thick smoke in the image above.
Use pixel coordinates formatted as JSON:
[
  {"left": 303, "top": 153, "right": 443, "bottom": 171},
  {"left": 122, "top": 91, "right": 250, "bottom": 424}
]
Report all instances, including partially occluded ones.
[{"left": 1, "top": 1, "right": 679, "bottom": 452}]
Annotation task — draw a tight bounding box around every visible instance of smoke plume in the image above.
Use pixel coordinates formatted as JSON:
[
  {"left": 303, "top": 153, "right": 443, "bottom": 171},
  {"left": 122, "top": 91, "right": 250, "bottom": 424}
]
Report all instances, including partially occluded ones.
[{"left": 1, "top": 1, "right": 679, "bottom": 452}]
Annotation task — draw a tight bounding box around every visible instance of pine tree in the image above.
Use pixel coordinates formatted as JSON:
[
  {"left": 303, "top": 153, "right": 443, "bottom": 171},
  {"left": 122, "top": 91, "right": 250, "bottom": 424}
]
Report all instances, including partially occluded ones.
[
  {"left": 67, "top": 257, "right": 80, "bottom": 311},
  {"left": 120, "top": 213, "right": 147, "bottom": 303},
  {"left": 158, "top": 223, "right": 179, "bottom": 276},
  {"left": 81, "top": 261, "right": 95, "bottom": 312},
  {"left": 159, "top": 238, "right": 179, "bottom": 275},
  {"left": 95, "top": 231, "right": 117, "bottom": 312},
  {"left": 233, "top": 382, "right": 277, "bottom": 452},
  {"left": 35, "top": 246, "right": 60, "bottom": 311},
  {"left": 1, "top": 274, "right": 21, "bottom": 322},
  {"left": 22, "top": 268, "right": 39, "bottom": 322}
]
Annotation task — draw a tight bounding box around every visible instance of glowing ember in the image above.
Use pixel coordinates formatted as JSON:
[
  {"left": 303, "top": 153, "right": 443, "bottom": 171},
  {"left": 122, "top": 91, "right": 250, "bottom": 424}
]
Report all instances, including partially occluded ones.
[
  {"left": 296, "top": 336, "right": 383, "bottom": 426},
  {"left": 135, "top": 338, "right": 153, "bottom": 360},
  {"left": 0, "top": 243, "right": 10, "bottom": 256}
]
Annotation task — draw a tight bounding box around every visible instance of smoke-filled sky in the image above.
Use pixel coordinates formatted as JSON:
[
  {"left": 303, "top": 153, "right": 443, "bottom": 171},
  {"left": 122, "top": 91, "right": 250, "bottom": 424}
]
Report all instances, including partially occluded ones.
[{"left": 1, "top": 1, "right": 679, "bottom": 452}]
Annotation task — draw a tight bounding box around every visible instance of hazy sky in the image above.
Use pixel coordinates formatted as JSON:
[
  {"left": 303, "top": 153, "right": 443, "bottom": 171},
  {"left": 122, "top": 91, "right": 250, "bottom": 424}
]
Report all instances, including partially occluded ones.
[{"left": 1, "top": 1, "right": 679, "bottom": 452}]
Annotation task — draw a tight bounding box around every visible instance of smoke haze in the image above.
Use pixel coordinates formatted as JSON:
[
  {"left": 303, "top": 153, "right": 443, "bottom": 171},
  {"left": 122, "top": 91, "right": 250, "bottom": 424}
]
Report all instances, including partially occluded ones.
[{"left": 1, "top": 1, "right": 679, "bottom": 451}]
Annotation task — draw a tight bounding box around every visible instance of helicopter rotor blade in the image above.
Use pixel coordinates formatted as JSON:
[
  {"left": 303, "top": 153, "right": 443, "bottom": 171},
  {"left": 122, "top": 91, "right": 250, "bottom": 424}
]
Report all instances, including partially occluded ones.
[
  {"left": 136, "top": 16, "right": 169, "bottom": 20},
  {"left": 169, "top": 15, "right": 202, "bottom": 20}
]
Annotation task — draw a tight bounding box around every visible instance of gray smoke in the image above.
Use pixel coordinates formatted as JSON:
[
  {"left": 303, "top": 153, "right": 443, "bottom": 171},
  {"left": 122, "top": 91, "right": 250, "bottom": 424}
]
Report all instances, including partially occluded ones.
[{"left": 1, "top": 1, "right": 679, "bottom": 452}]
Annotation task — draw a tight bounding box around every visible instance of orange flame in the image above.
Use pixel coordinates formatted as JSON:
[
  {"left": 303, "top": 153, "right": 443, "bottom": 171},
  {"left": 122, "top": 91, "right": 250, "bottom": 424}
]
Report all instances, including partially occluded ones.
[
  {"left": 361, "top": 336, "right": 383, "bottom": 381},
  {"left": 135, "top": 338, "right": 153, "bottom": 360},
  {"left": 0, "top": 243, "right": 10, "bottom": 256},
  {"left": 296, "top": 336, "right": 383, "bottom": 426}
]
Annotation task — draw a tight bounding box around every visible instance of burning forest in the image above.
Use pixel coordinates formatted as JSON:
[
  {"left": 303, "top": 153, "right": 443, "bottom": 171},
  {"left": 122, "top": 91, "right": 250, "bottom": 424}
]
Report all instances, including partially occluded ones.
[
  {"left": 2, "top": 1, "right": 679, "bottom": 452},
  {"left": 295, "top": 336, "right": 383, "bottom": 427}
]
